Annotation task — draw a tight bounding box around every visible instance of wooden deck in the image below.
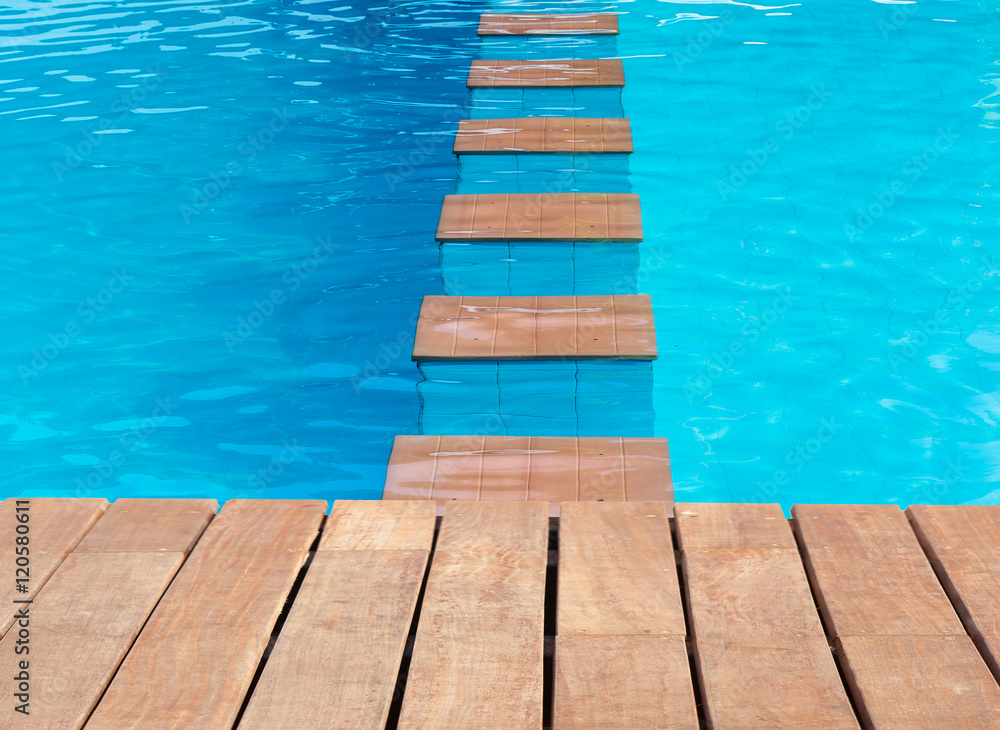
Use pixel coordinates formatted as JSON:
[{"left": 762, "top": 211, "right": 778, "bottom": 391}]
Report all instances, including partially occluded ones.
[
  {"left": 467, "top": 59, "right": 625, "bottom": 88},
  {"left": 412, "top": 295, "right": 657, "bottom": 361},
  {"left": 477, "top": 13, "right": 619, "bottom": 36},
  {"left": 11, "top": 497, "right": 1000, "bottom": 728},
  {"left": 435, "top": 193, "right": 643, "bottom": 242},
  {"left": 453, "top": 118, "right": 633, "bottom": 155}
]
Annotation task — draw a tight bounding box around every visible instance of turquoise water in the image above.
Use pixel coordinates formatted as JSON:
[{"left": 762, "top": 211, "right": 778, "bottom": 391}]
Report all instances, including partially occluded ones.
[{"left": 2, "top": 0, "right": 998, "bottom": 507}]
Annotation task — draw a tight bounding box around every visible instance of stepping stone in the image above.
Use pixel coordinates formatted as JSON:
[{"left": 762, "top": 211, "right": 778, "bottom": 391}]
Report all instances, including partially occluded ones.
[
  {"left": 435, "top": 193, "right": 643, "bottom": 242},
  {"left": 467, "top": 59, "right": 625, "bottom": 88},
  {"left": 412, "top": 294, "right": 657, "bottom": 361},
  {"left": 453, "top": 117, "right": 633, "bottom": 154},
  {"left": 478, "top": 13, "right": 619, "bottom": 36},
  {"left": 382, "top": 435, "right": 672, "bottom": 514}
]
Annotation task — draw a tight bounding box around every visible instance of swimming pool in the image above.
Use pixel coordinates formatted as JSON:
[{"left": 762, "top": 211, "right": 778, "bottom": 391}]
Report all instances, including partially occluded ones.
[{"left": 2, "top": 0, "right": 998, "bottom": 507}]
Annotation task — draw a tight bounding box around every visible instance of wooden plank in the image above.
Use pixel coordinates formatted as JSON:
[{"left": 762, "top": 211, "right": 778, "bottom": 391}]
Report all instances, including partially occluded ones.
[
  {"left": 682, "top": 548, "right": 859, "bottom": 729},
  {"left": 553, "top": 636, "right": 698, "bottom": 729},
  {"left": 792, "top": 504, "right": 965, "bottom": 637},
  {"left": 478, "top": 13, "right": 619, "bottom": 36},
  {"left": 0, "top": 499, "right": 219, "bottom": 727},
  {"left": 435, "top": 192, "right": 476, "bottom": 239},
  {"left": 692, "top": 639, "right": 859, "bottom": 730},
  {"left": 240, "top": 551, "right": 429, "bottom": 728},
  {"left": 836, "top": 635, "right": 1000, "bottom": 729},
  {"left": 437, "top": 192, "right": 644, "bottom": 242},
  {"left": 557, "top": 502, "right": 684, "bottom": 636},
  {"left": 397, "top": 502, "right": 547, "bottom": 729},
  {"left": 594, "top": 58, "right": 626, "bottom": 86},
  {"left": 453, "top": 117, "right": 633, "bottom": 154},
  {"left": 0, "top": 498, "right": 107, "bottom": 634},
  {"left": 554, "top": 502, "right": 696, "bottom": 728},
  {"left": 573, "top": 193, "right": 611, "bottom": 240},
  {"left": 908, "top": 503, "right": 1000, "bottom": 553},
  {"left": 319, "top": 499, "right": 435, "bottom": 551},
  {"left": 382, "top": 436, "right": 673, "bottom": 515},
  {"left": 86, "top": 499, "right": 325, "bottom": 729},
  {"left": 622, "top": 437, "right": 673, "bottom": 502},
  {"left": 0, "top": 552, "right": 183, "bottom": 729},
  {"left": 412, "top": 295, "right": 656, "bottom": 360},
  {"left": 240, "top": 501, "right": 435, "bottom": 728},
  {"left": 467, "top": 59, "right": 625, "bottom": 88},
  {"left": 408, "top": 295, "right": 462, "bottom": 358},
  {"left": 908, "top": 505, "right": 1000, "bottom": 680},
  {"left": 74, "top": 498, "right": 216, "bottom": 553},
  {"left": 383, "top": 435, "right": 440, "bottom": 501},
  {"left": 674, "top": 502, "right": 797, "bottom": 549}
]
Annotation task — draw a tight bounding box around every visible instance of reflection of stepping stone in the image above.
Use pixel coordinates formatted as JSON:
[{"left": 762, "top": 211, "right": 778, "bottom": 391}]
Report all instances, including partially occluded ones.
[
  {"left": 453, "top": 117, "right": 633, "bottom": 154},
  {"left": 412, "top": 295, "right": 657, "bottom": 361},
  {"left": 477, "top": 13, "right": 619, "bottom": 36},
  {"left": 467, "top": 59, "right": 625, "bottom": 88},
  {"left": 435, "top": 193, "right": 643, "bottom": 242},
  {"left": 382, "top": 435, "right": 672, "bottom": 513}
]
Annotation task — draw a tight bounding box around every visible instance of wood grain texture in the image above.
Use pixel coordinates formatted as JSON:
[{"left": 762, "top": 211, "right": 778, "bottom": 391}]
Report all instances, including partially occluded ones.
[
  {"left": 793, "top": 503, "right": 965, "bottom": 637},
  {"left": 397, "top": 502, "right": 547, "bottom": 729},
  {"left": 413, "top": 294, "right": 656, "bottom": 360},
  {"left": 239, "top": 550, "right": 430, "bottom": 729},
  {"left": 553, "top": 636, "right": 698, "bottom": 729},
  {"left": 434, "top": 500, "right": 548, "bottom": 553},
  {"left": 0, "top": 498, "right": 107, "bottom": 633},
  {"left": 0, "top": 552, "right": 183, "bottom": 730},
  {"left": 435, "top": 193, "right": 642, "bottom": 242},
  {"left": 683, "top": 547, "right": 859, "bottom": 729},
  {"left": 908, "top": 505, "right": 1000, "bottom": 680},
  {"left": 86, "top": 500, "right": 325, "bottom": 729},
  {"left": 907, "top": 504, "right": 1000, "bottom": 553},
  {"left": 478, "top": 13, "right": 619, "bottom": 36},
  {"left": 382, "top": 435, "right": 672, "bottom": 515},
  {"left": 467, "top": 59, "right": 625, "bottom": 88},
  {"left": 674, "top": 502, "right": 796, "bottom": 549},
  {"left": 692, "top": 640, "right": 860, "bottom": 730},
  {"left": 836, "top": 635, "right": 1000, "bottom": 729},
  {"left": 74, "top": 498, "right": 216, "bottom": 553},
  {"left": 453, "top": 118, "right": 633, "bottom": 154},
  {"left": 319, "top": 499, "right": 436, "bottom": 551},
  {"left": 557, "top": 502, "right": 684, "bottom": 636}
]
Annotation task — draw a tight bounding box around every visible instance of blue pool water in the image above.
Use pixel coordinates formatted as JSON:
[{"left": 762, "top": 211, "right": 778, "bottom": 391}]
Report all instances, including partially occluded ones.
[{"left": 1, "top": 0, "right": 998, "bottom": 507}]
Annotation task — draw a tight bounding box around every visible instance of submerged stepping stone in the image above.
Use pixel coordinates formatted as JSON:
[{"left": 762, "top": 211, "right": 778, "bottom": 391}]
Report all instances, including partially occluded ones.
[
  {"left": 467, "top": 59, "right": 625, "bottom": 88},
  {"left": 478, "top": 13, "right": 619, "bottom": 36},
  {"left": 382, "top": 435, "right": 672, "bottom": 514},
  {"left": 412, "top": 294, "right": 657, "bottom": 361},
  {"left": 436, "top": 193, "right": 642, "bottom": 242},
  {"left": 453, "top": 117, "right": 633, "bottom": 154}
]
